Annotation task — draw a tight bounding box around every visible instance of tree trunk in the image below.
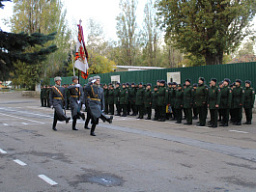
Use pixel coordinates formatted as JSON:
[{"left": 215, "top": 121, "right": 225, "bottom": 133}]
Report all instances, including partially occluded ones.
[{"left": 205, "top": 51, "right": 223, "bottom": 65}]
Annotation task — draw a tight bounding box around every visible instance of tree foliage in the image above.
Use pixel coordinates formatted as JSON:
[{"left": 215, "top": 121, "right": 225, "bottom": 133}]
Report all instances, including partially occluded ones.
[{"left": 156, "top": 0, "right": 256, "bottom": 65}]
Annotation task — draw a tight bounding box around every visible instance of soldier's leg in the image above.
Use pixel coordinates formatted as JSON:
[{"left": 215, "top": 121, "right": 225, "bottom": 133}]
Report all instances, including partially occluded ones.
[
  {"left": 202, "top": 105, "right": 207, "bottom": 125},
  {"left": 117, "top": 104, "right": 121, "bottom": 115},
  {"left": 105, "top": 102, "right": 109, "bottom": 114},
  {"left": 248, "top": 108, "right": 252, "bottom": 124},
  {"left": 90, "top": 118, "right": 99, "bottom": 136},
  {"left": 123, "top": 104, "right": 127, "bottom": 116},
  {"left": 84, "top": 112, "right": 91, "bottom": 129},
  {"left": 184, "top": 108, "right": 188, "bottom": 122},
  {"left": 193, "top": 107, "right": 198, "bottom": 119},
  {"left": 236, "top": 108, "right": 242, "bottom": 125},
  {"left": 176, "top": 109, "right": 182, "bottom": 123},
  {"left": 187, "top": 108, "right": 192, "bottom": 124},
  {"left": 52, "top": 111, "right": 58, "bottom": 131},
  {"left": 72, "top": 117, "right": 78, "bottom": 130},
  {"left": 213, "top": 109, "right": 218, "bottom": 127},
  {"left": 109, "top": 104, "right": 114, "bottom": 115}
]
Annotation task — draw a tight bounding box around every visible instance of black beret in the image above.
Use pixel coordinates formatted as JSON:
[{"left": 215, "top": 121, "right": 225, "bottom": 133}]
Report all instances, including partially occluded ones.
[
  {"left": 235, "top": 79, "right": 242, "bottom": 84},
  {"left": 147, "top": 83, "right": 152, "bottom": 87},
  {"left": 211, "top": 78, "right": 217, "bottom": 82},
  {"left": 245, "top": 80, "right": 251, "bottom": 84},
  {"left": 199, "top": 77, "right": 205, "bottom": 82},
  {"left": 193, "top": 83, "right": 198, "bottom": 87},
  {"left": 224, "top": 78, "right": 231, "bottom": 83},
  {"left": 185, "top": 79, "right": 191, "bottom": 83}
]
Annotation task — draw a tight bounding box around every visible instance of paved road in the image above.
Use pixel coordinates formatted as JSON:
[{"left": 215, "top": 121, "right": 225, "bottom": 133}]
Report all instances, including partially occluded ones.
[{"left": 0, "top": 91, "right": 256, "bottom": 192}]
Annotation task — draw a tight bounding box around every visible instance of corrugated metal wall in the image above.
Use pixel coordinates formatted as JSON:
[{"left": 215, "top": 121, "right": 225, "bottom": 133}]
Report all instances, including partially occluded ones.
[{"left": 50, "top": 62, "right": 256, "bottom": 87}]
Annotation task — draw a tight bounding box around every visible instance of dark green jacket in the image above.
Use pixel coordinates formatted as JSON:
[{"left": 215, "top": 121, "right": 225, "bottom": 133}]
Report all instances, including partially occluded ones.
[
  {"left": 208, "top": 86, "right": 220, "bottom": 109},
  {"left": 156, "top": 86, "right": 167, "bottom": 106},
  {"left": 144, "top": 89, "right": 152, "bottom": 107},
  {"left": 120, "top": 88, "right": 129, "bottom": 105},
  {"left": 243, "top": 87, "right": 255, "bottom": 108},
  {"left": 219, "top": 85, "right": 232, "bottom": 109},
  {"left": 194, "top": 84, "right": 208, "bottom": 107},
  {"left": 152, "top": 90, "right": 158, "bottom": 109},
  {"left": 114, "top": 87, "right": 120, "bottom": 104},
  {"left": 107, "top": 89, "right": 115, "bottom": 105},
  {"left": 183, "top": 85, "right": 193, "bottom": 108},
  {"left": 135, "top": 87, "right": 145, "bottom": 105},
  {"left": 104, "top": 89, "right": 109, "bottom": 104},
  {"left": 232, "top": 86, "right": 244, "bottom": 108},
  {"left": 175, "top": 89, "right": 183, "bottom": 109},
  {"left": 129, "top": 87, "right": 136, "bottom": 104}
]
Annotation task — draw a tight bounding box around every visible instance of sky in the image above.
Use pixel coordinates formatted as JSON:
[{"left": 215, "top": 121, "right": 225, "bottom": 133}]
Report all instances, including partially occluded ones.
[{"left": 0, "top": 0, "right": 148, "bottom": 41}]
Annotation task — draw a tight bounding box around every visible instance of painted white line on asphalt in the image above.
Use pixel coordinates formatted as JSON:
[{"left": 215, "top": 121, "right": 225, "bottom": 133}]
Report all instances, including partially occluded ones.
[
  {"left": 22, "top": 122, "right": 28, "bottom": 125},
  {"left": 0, "top": 107, "right": 50, "bottom": 118},
  {"left": 13, "top": 159, "right": 27, "bottom": 166},
  {"left": 229, "top": 130, "right": 248, "bottom": 134},
  {"left": 3, "top": 123, "right": 8, "bottom": 126},
  {"left": 0, "top": 148, "right": 7, "bottom": 154},
  {"left": 38, "top": 174, "right": 58, "bottom": 186},
  {"left": 0, "top": 113, "right": 45, "bottom": 124}
]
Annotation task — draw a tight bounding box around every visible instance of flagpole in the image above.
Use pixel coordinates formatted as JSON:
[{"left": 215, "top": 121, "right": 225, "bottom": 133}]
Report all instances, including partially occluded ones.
[{"left": 72, "top": 47, "right": 76, "bottom": 76}]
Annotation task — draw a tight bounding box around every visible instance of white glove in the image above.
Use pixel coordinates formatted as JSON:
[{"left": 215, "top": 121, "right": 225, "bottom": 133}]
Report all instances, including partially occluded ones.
[
  {"left": 75, "top": 84, "right": 81, "bottom": 87},
  {"left": 50, "top": 105, "right": 53, "bottom": 109},
  {"left": 82, "top": 104, "right": 85, "bottom": 108},
  {"left": 77, "top": 100, "right": 81, "bottom": 104},
  {"left": 91, "top": 79, "right": 96, "bottom": 83}
]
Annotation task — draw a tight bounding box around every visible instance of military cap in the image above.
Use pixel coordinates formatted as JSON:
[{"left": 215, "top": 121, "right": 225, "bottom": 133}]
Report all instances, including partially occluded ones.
[
  {"left": 54, "top": 76, "right": 62, "bottom": 81},
  {"left": 199, "top": 77, "right": 205, "bottom": 82},
  {"left": 211, "top": 78, "right": 217, "bottom": 82},
  {"left": 193, "top": 83, "right": 198, "bottom": 87},
  {"left": 185, "top": 79, "right": 191, "bottom": 83},
  {"left": 245, "top": 80, "right": 251, "bottom": 84},
  {"left": 172, "top": 82, "right": 177, "bottom": 85},
  {"left": 108, "top": 83, "right": 113, "bottom": 86},
  {"left": 122, "top": 83, "right": 126, "bottom": 86},
  {"left": 235, "top": 79, "right": 242, "bottom": 84},
  {"left": 183, "top": 83, "right": 186, "bottom": 86},
  {"left": 126, "top": 82, "right": 130, "bottom": 85},
  {"left": 224, "top": 78, "right": 231, "bottom": 84},
  {"left": 157, "top": 80, "right": 160, "bottom": 82},
  {"left": 131, "top": 82, "right": 135, "bottom": 85},
  {"left": 160, "top": 80, "right": 166, "bottom": 84},
  {"left": 116, "top": 82, "right": 120, "bottom": 85},
  {"left": 72, "top": 76, "right": 78, "bottom": 81},
  {"left": 88, "top": 77, "right": 93, "bottom": 82},
  {"left": 218, "top": 81, "right": 223, "bottom": 85},
  {"left": 147, "top": 83, "right": 152, "bottom": 87},
  {"left": 94, "top": 75, "right": 101, "bottom": 79},
  {"left": 168, "top": 82, "right": 172, "bottom": 85},
  {"left": 139, "top": 82, "right": 144, "bottom": 85},
  {"left": 154, "top": 85, "right": 158, "bottom": 88},
  {"left": 177, "top": 84, "right": 182, "bottom": 87}
]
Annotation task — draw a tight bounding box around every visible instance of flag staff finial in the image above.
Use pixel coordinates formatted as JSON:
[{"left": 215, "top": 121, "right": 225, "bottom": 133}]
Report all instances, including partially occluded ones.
[{"left": 79, "top": 19, "right": 82, "bottom": 25}]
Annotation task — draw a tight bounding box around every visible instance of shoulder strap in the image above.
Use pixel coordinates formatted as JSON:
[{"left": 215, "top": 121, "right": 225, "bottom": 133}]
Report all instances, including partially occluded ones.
[{"left": 52, "top": 86, "right": 64, "bottom": 100}]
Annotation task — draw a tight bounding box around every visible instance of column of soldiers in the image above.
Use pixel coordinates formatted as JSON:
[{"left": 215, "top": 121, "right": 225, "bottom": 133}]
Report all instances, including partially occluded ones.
[
  {"left": 102, "top": 77, "right": 255, "bottom": 127},
  {"left": 44, "top": 76, "right": 113, "bottom": 136}
]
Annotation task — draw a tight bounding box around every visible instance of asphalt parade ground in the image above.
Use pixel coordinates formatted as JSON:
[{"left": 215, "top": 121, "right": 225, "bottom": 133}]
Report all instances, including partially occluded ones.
[{"left": 0, "top": 91, "right": 256, "bottom": 192}]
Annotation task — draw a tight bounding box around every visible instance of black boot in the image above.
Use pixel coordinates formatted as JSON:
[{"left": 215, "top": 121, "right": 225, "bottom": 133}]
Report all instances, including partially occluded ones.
[
  {"left": 72, "top": 118, "right": 78, "bottom": 131},
  {"left": 52, "top": 112, "right": 58, "bottom": 131},
  {"left": 90, "top": 124, "right": 96, "bottom": 136}
]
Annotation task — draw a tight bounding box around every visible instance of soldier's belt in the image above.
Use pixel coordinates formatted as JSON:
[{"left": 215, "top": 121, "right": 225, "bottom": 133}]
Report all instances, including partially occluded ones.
[
  {"left": 71, "top": 95, "right": 79, "bottom": 98},
  {"left": 54, "top": 97, "right": 63, "bottom": 100},
  {"left": 90, "top": 98, "right": 101, "bottom": 101}
]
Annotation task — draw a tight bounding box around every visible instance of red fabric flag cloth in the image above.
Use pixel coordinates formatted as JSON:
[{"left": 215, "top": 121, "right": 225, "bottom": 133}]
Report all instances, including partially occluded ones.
[{"left": 75, "top": 24, "right": 89, "bottom": 79}]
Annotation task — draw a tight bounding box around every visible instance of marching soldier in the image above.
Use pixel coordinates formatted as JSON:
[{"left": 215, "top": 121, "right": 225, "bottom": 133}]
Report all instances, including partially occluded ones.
[
  {"left": 175, "top": 84, "right": 183, "bottom": 123},
  {"left": 219, "top": 78, "right": 232, "bottom": 127},
  {"left": 65, "top": 84, "right": 70, "bottom": 110},
  {"left": 114, "top": 82, "right": 121, "bottom": 116},
  {"left": 49, "top": 77, "right": 71, "bottom": 131},
  {"left": 46, "top": 85, "right": 51, "bottom": 107},
  {"left": 67, "top": 76, "right": 85, "bottom": 131},
  {"left": 108, "top": 83, "right": 115, "bottom": 115},
  {"left": 120, "top": 83, "right": 129, "bottom": 117},
  {"left": 194, "top": 77, "right": 208, "bottom": 126},
  {"left": 135, "top": 82, "right": 145, "bottom": 119},
  {"left": 232, "top": 79, "right": 244, "bottom": 125},
  {"left": 144, "top": 83, "right": 152, "bottom": 120},
  {"left": 84, "top": 76, "right": 113, "bottom": 136},
  {"left": 208, "top": 78, "right": 220, "bottom": 128},
  {"left": 183, "top": 79, "right": 193, "bottom": 125},
  {"left": 84, "top": 77, "right": 94, "bottom": 129},
  {"left": 243, "top": 80, "right": 255, "bottom": 124}
]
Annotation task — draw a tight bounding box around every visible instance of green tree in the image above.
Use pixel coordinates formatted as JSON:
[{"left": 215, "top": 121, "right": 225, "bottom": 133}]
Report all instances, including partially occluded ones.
[
  {"left": 10, "top": 0, "right": 71, "bottom": 82},
  {"left": 116, "top": 0, "right": 139, "bottom": 66},
  {"left": 156, "top": 0, "right": 256, "bottom": 65}
]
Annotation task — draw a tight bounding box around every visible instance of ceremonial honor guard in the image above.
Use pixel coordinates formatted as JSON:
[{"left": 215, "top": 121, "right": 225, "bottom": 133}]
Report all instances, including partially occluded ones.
[
  {"left": 49, "top": 77, "right": 71, "bottom": 131},
  {"left": 67, "top": 76, "right": 85, "bottom": 131},
  {"left": 84, "top": 76, "right": 113, "bottom": 136},
  {"left": 208, "top": 78, "right": 220, "bottom": 128},
  {"left": 243, "top": 80, "right": 255, "bottom": 124}
]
